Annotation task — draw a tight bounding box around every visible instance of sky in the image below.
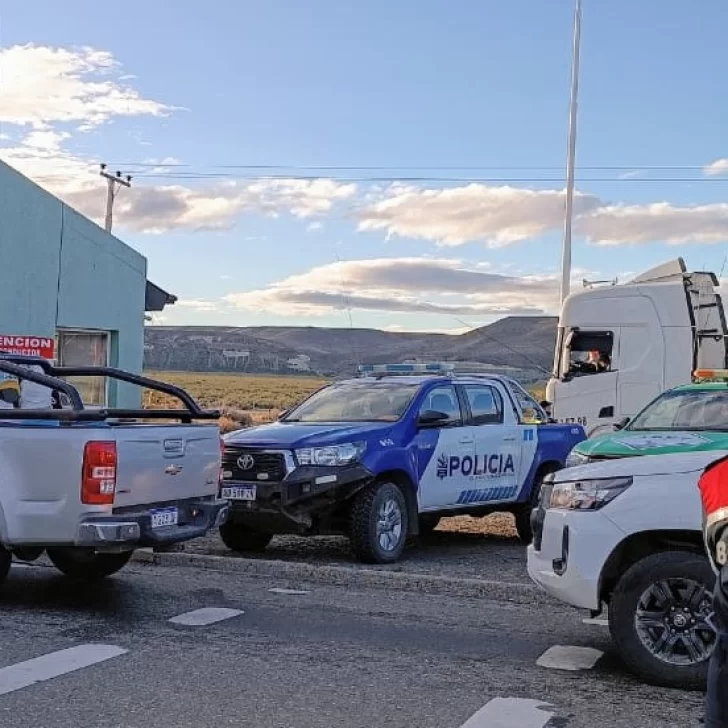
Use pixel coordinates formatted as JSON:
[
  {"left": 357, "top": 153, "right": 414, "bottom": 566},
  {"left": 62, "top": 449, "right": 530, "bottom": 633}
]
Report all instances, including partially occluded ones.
[{"left": 1, "top": 0, "right": 728, "bottom": 334}]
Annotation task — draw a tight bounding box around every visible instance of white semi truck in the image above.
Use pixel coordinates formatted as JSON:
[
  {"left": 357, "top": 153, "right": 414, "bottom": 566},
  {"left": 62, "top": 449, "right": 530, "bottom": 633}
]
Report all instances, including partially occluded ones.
[{"left": 544, "top": 258, "right": 727, "bottom": 436}]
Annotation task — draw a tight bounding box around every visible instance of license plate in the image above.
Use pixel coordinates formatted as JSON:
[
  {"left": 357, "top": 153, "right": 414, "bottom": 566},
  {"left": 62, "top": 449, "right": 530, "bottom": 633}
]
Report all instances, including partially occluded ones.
[
  {"left": 150, "top": 507, "right": 178, "bottom": 528},
  {"left": 221, "top": 485, "right": 256, "bottom": 501}
]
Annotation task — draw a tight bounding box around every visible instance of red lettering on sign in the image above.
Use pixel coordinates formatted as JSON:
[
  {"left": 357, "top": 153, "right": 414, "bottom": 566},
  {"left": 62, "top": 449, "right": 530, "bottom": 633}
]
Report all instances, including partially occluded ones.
[{"left": 0, "top": 335, "right": 55, "bottom": 360}]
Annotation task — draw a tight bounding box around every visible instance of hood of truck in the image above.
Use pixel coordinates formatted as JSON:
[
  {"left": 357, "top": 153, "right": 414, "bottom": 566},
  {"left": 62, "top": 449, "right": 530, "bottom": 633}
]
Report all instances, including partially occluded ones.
[
  {"left": 557, "top": 449, "right": 728, "bottom": 482},
  {"left": 575, "top": 429, "right": 728, "bottom": 459},
  {"left": 223, "top": 420, "right": 397, "bottom": 449}
]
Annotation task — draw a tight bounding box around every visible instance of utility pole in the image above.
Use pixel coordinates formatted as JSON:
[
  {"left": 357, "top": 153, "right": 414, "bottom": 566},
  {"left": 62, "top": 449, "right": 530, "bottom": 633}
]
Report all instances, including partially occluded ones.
[
  {"left": 99, "top": 163, "right": 132, "bottom": 233},
  {"left": 559, "top": 0, "right": 583, "bottom": 305}
]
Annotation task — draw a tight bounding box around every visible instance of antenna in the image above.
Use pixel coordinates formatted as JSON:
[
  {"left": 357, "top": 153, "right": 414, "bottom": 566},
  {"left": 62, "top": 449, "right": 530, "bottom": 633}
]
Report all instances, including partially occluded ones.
[{"left": 334, "top": 252, "right": 361, "bottom": 372}]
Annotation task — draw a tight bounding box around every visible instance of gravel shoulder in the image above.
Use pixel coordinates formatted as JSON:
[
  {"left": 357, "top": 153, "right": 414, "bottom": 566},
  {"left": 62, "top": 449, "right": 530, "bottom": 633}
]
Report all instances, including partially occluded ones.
[{"left": 184, "top": 513, "right": 530, "bottom": 583}]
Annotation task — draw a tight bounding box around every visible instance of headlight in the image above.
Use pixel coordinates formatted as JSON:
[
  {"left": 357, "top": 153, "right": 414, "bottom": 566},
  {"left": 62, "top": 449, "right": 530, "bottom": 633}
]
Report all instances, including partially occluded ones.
[
  {"left": 565, "top": 449, "right": 590, "bottom": 468},
  {"left": 550, "top": 477, "right": 633, "bottom": 511},
  {"left": 295, "top": 442, "right": 366, "bottom": 467}
]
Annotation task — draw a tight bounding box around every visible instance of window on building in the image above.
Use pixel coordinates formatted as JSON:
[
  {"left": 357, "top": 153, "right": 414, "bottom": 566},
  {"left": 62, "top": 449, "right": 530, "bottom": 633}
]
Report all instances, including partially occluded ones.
[
  {"left": 56, "top": 330, "right": 109, "bottom": 406},
  {"left": 462, "top": 385, "right": 504, "bottom": 425},
  {"left": 564, "top": 330, "right": 614, "bottom": 377}
]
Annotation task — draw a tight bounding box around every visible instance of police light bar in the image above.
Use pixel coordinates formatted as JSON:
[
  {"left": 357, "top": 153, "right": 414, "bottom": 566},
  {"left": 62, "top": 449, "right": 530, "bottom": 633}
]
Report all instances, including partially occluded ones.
[
  {"left": 357, "top": 363, "right": 455, "bottom": 375},
  {"left": 693, "top": 369, "right": 728, "bottom": 381}
]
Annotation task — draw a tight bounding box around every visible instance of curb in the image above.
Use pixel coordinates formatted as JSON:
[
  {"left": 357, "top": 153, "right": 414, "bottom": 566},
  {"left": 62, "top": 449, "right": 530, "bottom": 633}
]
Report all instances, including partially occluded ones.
[{"left": 131, "top": 549, "right": 548, "bottom": 605}]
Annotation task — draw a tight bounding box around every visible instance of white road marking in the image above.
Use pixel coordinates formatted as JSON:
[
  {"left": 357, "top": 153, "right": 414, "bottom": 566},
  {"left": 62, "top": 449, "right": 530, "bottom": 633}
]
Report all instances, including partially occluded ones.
[
  {"left": 169, "top": 607, "right": 243, "bottom": 626},
  {"left": 537, "top": 645, "right": 603, "bottom": 671},
  {"left": 268, "top": 588, "right": 310, "bottom": 595},
  {"left": 582, "top": 617, "right": 609, "bottom": 627},
  {"left": 459, "top": 698, "right": 554, "bottom": 728},
  {"left": 0, "top": 644, "right": 127, "bottom": 696}
]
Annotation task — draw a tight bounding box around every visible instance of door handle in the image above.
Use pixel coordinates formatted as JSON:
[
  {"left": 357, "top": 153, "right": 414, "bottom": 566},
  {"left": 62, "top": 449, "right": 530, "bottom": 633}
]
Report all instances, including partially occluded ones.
[
  {"left": 503, "top": 436, "right": 517, "bottom": 441},
  {"left": 459, "top": 437, "right": 474, "bottom": 444}
]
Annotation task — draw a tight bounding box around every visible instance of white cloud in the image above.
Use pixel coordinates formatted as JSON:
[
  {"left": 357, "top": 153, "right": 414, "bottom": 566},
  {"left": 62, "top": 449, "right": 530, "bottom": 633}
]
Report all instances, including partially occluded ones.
[
  {"left": 0, "top": 44, "right": 356, "bottom": 234},
  {"left": 577, "top": 202, "right": 728, "bottom": 246},
  {"left": 224, "top": 257, "right": 560, "bottom": 317},
  {"left": 174, "top": 298, "right": 220, "bottom": 312},
  {"left": 704, "top": 159, "right": 728, "bottom": 176},
  {"left": 0, "top": 44, "right": 172, "bottom": 129},
  {"left": 357, "top": 183, "right": 601, "bottom": 247},
  {"left": 357, "top": 182, "right": 728, "bottom": 248}
]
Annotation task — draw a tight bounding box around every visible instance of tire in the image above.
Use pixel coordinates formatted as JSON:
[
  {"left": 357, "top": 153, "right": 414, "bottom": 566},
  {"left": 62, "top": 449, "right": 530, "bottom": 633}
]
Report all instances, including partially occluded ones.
[
  {"left": 514, "top": 468, "right": 552, "bottom": 544},
  {"left": 350, "top": 481, "right": 409, "bottom": 564},
  {"left": 419, "top": 515, "right": 441, "bottom": 538},
  {"left": 0, "top": 547, "right": 10, "bottom": 586},
  {"left": 218, "top": 521, "right": 273, "bottom": 553},
  {"left": 46, "top": 548, "right": 132, "bottom": 581},
  {"left": 608, "top": 551, "right": 716, "bottom": 690}
]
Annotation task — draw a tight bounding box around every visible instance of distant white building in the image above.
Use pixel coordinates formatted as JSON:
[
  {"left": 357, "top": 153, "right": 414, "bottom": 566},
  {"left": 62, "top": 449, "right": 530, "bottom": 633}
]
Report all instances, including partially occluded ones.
[{"left": 287, "top": 354, "right": 312, "bottom": 372}]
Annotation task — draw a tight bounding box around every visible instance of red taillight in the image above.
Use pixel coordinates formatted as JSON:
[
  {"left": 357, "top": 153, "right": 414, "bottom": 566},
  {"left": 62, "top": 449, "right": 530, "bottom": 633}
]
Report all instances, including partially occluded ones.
[{"left": 82, "top": 441, "right": 117, "bottom": 505}]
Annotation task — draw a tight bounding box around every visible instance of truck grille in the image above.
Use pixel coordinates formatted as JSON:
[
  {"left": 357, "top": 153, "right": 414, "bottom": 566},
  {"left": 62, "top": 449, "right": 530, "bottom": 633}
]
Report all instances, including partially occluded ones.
[{"left": 223, "top": 448, "right": 286, "bottom": 482}]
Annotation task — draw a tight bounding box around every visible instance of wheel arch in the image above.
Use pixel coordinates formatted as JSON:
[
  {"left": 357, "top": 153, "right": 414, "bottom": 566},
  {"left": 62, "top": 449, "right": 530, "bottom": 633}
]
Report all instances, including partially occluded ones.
[{"left": 599, "top": 529, "right": 706, "bottom": 604}]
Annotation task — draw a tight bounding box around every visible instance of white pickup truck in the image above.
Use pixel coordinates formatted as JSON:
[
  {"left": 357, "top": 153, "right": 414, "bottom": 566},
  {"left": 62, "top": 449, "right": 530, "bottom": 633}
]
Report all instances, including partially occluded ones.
[{"left": 0, "top": 354, "right": 228, "bottom": 585}]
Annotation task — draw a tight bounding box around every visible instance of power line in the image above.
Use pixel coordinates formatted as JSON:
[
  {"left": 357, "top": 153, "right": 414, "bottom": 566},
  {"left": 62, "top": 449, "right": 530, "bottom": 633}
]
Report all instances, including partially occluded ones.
[
  {"left": 104, "top": 162, "right": 724, "bottom": 171},
  {"left": 128, "top": 173, "right": 728, "bottom": 183}
]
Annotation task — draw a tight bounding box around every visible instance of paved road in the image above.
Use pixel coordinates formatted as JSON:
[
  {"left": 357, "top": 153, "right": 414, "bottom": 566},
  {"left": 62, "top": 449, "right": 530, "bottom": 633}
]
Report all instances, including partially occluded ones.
[
  {"left": 187, "top": 515, "right": 529, "bottom": 583},
  {"left": 0, "top": 561, "right": 704, "bottom": 728}
]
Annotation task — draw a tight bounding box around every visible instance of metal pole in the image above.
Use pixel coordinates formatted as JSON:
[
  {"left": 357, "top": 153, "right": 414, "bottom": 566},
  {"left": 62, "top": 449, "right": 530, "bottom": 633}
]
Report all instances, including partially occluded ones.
[{"left": 559, "top": 0, "right": 582, "bottom": 304}]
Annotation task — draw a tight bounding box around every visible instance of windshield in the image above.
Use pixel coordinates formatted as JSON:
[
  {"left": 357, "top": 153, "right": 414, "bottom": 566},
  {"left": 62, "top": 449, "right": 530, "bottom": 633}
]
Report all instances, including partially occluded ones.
[
  {"left": 628, "top": 388, "right": 728, "bottom": 431},
  {"left": 282, "top": 381, "right": 420, "bottom": 423}
]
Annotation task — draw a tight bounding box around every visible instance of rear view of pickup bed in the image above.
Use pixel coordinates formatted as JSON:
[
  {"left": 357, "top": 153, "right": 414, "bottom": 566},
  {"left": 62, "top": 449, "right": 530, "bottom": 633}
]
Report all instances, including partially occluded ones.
[{"left": 0, "top": 355, "right": 228, "bottom": 584}]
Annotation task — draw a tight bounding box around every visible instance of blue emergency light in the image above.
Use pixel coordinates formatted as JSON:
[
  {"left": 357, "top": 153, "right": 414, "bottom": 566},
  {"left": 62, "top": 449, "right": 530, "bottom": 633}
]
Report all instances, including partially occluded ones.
[{"left": 357, "top": 362, "right": 455, "bottom": 376}]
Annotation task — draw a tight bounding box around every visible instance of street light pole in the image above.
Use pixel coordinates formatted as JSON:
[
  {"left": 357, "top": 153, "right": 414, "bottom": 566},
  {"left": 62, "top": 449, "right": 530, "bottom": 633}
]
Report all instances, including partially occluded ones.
[{"left": 559, "top": 0, "right": 583, "bottom": 305}]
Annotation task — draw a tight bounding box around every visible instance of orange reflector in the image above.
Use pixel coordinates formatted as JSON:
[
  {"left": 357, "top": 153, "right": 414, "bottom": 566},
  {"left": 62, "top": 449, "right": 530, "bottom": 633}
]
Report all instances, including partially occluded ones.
[{"left": 693, "top": 369, "right": 728, "bottom": 380}]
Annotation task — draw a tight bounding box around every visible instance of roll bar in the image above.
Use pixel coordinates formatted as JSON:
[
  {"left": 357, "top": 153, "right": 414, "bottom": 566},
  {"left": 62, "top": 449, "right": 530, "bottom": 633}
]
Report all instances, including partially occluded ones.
[{"left": 0, "top": 354, "right": 220, "bottom": 423}]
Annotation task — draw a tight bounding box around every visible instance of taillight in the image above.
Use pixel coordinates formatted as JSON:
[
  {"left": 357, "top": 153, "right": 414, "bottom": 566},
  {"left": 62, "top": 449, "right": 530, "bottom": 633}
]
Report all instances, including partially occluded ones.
[{"left": 82, "top": 441, "right": 117, "bottom": 505}]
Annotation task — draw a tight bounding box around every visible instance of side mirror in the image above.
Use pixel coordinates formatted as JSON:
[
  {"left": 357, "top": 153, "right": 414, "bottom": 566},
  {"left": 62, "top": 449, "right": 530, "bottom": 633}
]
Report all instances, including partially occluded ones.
[
  {"left": 614, "top": 416, "right": 630, "bottom": 431},
  {"left": 417, "top": 410, "right": 450, "bottom": 428}
]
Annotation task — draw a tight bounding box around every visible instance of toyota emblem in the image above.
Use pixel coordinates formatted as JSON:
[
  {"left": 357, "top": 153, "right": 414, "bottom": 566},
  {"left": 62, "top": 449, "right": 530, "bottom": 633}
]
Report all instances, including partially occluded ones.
[{"left": 237, "top": 453, "right": 255, "bottom": 470}]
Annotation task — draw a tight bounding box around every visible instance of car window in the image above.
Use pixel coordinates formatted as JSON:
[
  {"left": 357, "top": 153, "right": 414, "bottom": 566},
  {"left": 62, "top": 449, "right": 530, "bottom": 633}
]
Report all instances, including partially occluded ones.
[
  {"left": 506, "top": 381, "right": 549, "bottom": 424},
  {"left": 282, "top": 381, "right": 419, "bottom": 423},
  {"left": 629, "top": 388, "right": 728, "bottom": 431},
  {"left": 462, "top": 385, "right": 503, "bottom": 425},
  {"left": 420, "top": 385, "right": 462, "bottom": 426}
]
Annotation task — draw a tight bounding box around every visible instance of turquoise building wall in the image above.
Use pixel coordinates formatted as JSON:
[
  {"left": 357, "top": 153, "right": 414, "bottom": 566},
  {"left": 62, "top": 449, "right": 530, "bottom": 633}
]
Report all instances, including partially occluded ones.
[{"left": 0, "top": 161, "right": 146, "bottom": 407}]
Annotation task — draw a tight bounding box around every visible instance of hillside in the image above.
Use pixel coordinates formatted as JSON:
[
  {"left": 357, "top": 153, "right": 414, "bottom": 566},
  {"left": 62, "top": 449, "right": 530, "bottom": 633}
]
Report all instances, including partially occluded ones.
[{"left": 143, "top": 316, "right": 558, "bottom": 382}]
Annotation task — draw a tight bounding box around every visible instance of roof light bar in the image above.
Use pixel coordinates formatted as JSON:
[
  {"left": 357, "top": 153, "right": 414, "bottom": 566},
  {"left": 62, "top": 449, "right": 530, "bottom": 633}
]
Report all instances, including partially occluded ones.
[
  {"left": 357, "top": 363, "right": 455, "bottom": 376},
  {"left": 693, "top": 369, "right": 728, "bottom": 381}
]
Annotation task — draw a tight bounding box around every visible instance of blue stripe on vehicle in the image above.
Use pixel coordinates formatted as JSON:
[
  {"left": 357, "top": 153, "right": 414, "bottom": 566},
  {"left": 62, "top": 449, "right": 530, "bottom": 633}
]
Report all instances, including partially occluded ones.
[{"left": 456, "top": 485, "right": 518, "bottom": 504}]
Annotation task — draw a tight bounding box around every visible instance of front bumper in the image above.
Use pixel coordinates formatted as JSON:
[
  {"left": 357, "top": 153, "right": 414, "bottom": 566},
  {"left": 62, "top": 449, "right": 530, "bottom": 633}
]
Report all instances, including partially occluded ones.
[
  {"left": 527, "top": 507, "right": 625, "bottom": 611},
  {"left": 223, "top": 463, "right": 373, "bottom": 533},
  {"left": 75, "top": 496, "right": 229, "bottom": 550}
]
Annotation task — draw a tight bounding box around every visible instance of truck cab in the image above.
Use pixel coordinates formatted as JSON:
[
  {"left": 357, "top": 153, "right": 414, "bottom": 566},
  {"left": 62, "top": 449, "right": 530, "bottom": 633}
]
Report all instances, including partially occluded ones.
[
  {"left": 220, "top": 364, "right": 586, "bottom": 564},
  {"left": 545, "top": 258, "right": 727, "bottom": 436}
]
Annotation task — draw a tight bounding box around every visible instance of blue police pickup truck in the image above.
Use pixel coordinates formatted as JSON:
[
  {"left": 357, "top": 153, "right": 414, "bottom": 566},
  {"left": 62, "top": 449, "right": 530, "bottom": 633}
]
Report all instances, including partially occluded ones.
[{"left": 220, "top": 364, "right": 586, "bottom": 563}]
